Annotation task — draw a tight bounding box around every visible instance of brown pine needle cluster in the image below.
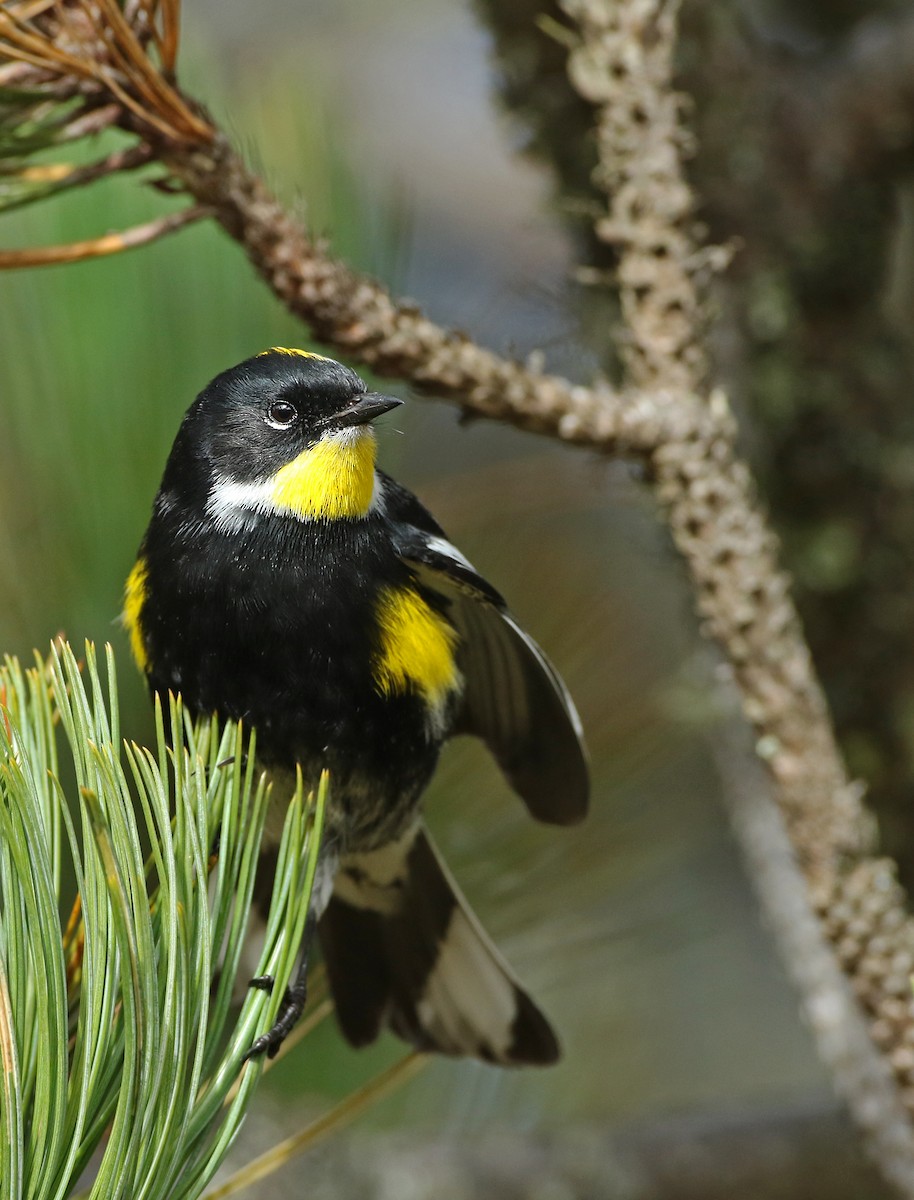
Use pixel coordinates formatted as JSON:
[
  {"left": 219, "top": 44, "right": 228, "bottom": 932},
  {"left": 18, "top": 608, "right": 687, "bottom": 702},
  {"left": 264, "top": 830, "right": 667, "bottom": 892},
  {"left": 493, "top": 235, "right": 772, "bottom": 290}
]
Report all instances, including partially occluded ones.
[{"left": 0, "top": 0, "right": 210, "bottom": 264}]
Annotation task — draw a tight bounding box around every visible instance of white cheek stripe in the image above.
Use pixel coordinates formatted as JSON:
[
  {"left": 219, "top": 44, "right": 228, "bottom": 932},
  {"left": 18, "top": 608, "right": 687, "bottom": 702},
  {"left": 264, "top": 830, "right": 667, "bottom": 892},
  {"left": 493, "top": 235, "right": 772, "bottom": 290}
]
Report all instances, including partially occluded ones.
[
  {"left": 206, "top": 469, "right": 386, "bottom": 531},
  {"left": 206, "top": 475, "right": 275, "bottom": 531}
]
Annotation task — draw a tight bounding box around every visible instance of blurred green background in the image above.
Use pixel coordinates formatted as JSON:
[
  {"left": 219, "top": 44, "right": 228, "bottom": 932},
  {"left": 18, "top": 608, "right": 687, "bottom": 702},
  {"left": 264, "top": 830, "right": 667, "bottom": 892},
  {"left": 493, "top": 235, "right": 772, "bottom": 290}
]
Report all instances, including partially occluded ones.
[{"left": 0, "top": 0, "right": 838, "bottom": 1161}]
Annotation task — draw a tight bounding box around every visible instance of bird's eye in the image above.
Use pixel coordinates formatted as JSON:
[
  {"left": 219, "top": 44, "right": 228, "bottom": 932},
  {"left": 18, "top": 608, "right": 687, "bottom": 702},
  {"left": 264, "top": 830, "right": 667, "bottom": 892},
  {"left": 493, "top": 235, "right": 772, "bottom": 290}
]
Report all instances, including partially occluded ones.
[{"left": 267, "top": 400, "right": 299, "bottom": 429}]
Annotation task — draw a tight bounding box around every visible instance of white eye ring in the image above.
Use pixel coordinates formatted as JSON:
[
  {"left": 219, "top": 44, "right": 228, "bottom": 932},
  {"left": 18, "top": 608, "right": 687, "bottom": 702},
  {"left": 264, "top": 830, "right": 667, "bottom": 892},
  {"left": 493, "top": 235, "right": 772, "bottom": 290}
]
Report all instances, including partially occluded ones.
[{"left": 266, "top": 400, "right": 298, "bottom": 429}]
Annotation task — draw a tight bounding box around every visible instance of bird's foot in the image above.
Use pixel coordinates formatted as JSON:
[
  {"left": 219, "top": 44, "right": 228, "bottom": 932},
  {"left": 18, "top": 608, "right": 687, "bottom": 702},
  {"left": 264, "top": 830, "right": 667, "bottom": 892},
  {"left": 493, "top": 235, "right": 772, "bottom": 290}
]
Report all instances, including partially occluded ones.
[{"left": 243, "top": 974, "right": 308, "bottom": 1061}]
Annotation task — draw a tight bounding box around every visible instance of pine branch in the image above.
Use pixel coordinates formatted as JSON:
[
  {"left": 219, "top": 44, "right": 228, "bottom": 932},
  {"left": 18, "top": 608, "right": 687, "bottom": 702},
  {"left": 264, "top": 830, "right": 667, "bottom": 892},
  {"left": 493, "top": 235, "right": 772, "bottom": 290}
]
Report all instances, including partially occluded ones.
[{"left": 0, "top": 0, "right": 650, "bottom": 451}]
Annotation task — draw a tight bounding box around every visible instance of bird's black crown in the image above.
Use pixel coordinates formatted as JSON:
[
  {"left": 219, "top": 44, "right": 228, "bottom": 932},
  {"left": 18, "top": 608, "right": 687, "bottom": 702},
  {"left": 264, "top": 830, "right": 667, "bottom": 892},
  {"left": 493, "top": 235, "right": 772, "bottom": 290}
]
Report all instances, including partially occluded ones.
[{"left": 165, "top": 349, "right": 372, "bottom": 486}]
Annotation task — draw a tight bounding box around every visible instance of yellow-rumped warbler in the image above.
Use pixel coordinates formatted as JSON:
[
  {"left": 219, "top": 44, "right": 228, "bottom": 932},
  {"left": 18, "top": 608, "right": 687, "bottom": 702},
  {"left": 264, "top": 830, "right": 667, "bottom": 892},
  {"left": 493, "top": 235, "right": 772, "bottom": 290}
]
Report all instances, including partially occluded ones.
[{"left": 124, "top": 348, "right": 588, "bottom": 1065}]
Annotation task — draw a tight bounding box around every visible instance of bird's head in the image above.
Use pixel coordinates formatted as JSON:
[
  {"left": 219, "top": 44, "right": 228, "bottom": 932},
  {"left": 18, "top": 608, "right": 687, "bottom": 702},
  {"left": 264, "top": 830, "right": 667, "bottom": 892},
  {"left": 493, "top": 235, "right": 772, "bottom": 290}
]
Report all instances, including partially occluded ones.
[{"left": 161, "top": 348, "right": 402, "bottom": 527}]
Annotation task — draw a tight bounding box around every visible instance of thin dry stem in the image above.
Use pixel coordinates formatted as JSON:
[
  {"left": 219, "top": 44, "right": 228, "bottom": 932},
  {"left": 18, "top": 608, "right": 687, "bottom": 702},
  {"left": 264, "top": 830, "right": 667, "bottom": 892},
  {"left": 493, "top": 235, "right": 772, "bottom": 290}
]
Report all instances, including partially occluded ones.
[
  {"left": 204, "top": 1054, "right": 427, "bottom": 1200},
  {"left": 0, "top": 16, "right": 95, "bottom": 79},
  {"left": 159, "top": 0, "right": 178, "bottom": 74},
  {"left": 84, "top": 0, "right": 205, "bottom": 137},
  {"left": 60, "top": 102, "right": 122, "bottom": 141},
  {"left": 1, "top": 143, "right": 151, "bottom": 191},
  {"left": 0, "top": 204, "right": 208, "bottom": 268},
  {"left": 6, "top": 1, "right": 59, "bottom": 20}
]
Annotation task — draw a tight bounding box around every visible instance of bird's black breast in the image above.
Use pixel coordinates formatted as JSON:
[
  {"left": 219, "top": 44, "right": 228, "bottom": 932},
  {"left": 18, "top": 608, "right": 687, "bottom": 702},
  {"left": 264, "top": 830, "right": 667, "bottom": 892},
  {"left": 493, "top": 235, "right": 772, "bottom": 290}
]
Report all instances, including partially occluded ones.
[{"left": 138, "top": 509, "right": 448, "bottom": 848}]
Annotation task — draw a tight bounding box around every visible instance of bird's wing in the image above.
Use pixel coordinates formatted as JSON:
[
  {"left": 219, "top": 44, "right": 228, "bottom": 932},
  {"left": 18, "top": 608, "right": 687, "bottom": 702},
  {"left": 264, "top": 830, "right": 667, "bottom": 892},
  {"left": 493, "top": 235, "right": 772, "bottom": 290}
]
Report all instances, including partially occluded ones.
[{"left": 382, "top": 475, "right": 589, "bottom": 826}]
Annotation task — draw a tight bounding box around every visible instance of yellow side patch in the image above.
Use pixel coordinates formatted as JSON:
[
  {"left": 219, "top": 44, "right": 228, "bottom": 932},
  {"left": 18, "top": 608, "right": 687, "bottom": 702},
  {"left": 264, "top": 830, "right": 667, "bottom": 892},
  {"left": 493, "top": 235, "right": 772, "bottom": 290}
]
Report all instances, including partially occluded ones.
[
  {"left": 373, "top": 586, "right": 459, "bottom": 713},
  {"left": 271, "top": 430, "right": 376, "bottom": 520},
  {"left": 257, "top": 346, "right": 331, "bottom": 362},
  {"left": 123, "top": 558, "right": 149, "bottom": 673}
]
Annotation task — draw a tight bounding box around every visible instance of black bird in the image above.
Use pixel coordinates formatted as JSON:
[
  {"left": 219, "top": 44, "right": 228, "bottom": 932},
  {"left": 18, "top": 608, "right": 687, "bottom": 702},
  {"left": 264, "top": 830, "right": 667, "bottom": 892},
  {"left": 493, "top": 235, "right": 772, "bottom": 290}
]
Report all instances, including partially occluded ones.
[{"left": 124, "top": 348, "right": 589, "bottom": 1065}]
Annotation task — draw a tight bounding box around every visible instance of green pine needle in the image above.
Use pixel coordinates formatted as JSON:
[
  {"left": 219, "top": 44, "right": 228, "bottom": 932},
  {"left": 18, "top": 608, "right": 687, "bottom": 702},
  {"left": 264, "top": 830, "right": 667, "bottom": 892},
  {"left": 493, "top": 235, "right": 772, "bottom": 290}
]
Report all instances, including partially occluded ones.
[{"left": 0, "top": 640, "right": 326, "bottom": 1200}]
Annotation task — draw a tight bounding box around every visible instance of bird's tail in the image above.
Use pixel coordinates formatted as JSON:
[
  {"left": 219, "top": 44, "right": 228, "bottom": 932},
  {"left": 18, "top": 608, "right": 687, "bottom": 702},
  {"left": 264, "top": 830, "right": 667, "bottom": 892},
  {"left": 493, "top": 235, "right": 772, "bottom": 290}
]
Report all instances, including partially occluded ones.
[{"left": 317, "top": 823, "right": 559, "bottom": 1066}]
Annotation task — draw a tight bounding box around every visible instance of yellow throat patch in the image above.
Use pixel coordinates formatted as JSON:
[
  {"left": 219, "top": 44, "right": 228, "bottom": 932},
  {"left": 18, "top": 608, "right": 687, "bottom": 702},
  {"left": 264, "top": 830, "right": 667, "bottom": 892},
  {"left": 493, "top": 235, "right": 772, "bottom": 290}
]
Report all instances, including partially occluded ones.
[
  {"left": 373, "top": 586, "right": 459, "bottom": 715},
  {"left": 123, "top": 558, "right": 149, "bottom": 673},
  {"left": 271, "top": 429, "right": 377, "bottom": 521}
]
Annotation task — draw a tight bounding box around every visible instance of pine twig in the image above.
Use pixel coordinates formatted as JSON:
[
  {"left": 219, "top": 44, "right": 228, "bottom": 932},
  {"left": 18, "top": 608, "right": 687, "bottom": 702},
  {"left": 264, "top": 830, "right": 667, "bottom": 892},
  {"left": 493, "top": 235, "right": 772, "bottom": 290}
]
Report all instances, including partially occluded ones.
[
  {"left": 159, "top": 131, "right": 673, "bottom": 451},
  {"left": 0, "top": 203, "right": 209, "bottom": 267}
]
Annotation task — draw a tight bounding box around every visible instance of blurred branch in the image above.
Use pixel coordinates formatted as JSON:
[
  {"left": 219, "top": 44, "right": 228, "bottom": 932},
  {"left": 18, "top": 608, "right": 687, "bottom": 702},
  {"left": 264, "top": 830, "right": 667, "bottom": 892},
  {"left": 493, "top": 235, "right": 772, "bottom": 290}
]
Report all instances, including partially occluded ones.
[
  {"left": 564, "top": 0, "right": 712, "bottom": 395},
  {"left": 0, "top": 143, "right": 152, "bottom": 215},
  {"left": 713, "top": 719, "right": 914, "bottom": 1193},
  {"left": 560, "top": 0, "right": 914, "bottom": 1191},
  {"left": 246, "top": 1102, "right": 890, "bottom": 1200},
  {"left": 562, "top": 0, "right": 860, "bottom": 858},
  {"left": 5, "top": 1, "right": 914, "bottom": 1193}
]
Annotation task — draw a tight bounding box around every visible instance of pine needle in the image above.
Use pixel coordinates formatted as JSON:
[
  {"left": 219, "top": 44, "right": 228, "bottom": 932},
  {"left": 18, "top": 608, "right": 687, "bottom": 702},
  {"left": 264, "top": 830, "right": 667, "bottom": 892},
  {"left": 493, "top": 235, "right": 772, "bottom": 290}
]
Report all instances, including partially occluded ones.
[{"left": 0, "top": 641, "right": 328, "bottom": 1198}]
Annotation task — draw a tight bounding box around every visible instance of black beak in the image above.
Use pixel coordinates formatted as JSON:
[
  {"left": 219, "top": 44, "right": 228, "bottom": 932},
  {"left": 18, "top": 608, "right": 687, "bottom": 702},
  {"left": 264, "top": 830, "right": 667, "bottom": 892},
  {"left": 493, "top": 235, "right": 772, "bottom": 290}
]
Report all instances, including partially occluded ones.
[{"left": 326, "top": 393, "right": 403, "bottom": 429}]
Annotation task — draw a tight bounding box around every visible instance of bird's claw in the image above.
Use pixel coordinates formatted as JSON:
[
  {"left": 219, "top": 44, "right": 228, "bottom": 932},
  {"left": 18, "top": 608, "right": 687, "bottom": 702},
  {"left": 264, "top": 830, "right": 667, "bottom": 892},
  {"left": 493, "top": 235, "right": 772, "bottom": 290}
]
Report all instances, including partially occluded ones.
[
  {"left": 243, "top": 976, "right": 309, "bottom": 1061},
  {"left": 248, "top": 974, "right": 275, "bottom": 994}
]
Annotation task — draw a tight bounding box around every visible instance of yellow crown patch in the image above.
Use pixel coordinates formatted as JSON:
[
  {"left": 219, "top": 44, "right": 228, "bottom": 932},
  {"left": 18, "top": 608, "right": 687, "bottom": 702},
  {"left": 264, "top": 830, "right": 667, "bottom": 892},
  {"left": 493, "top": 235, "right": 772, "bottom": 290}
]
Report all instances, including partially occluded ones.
[{"left": 257, "top": 346, "right": 332, "bottom": 362}]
